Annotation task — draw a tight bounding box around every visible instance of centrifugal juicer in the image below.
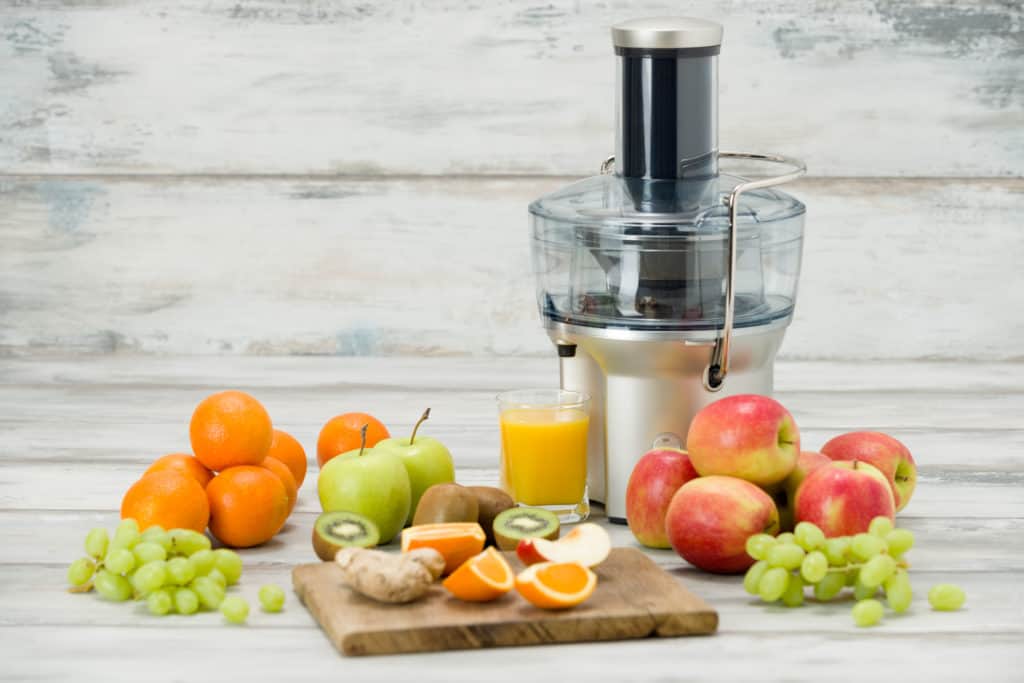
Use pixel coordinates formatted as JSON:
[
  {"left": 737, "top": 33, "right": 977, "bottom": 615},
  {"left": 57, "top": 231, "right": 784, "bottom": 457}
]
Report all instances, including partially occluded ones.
[{"left": 528, "top": 17, "right": 807, "bottom": 523}]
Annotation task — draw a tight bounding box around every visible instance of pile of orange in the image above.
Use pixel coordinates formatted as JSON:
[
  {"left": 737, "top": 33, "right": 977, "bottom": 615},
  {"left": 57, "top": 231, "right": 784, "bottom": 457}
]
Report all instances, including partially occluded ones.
[{"left": 120, "top": 390, "right": 308, "bottom": 548}]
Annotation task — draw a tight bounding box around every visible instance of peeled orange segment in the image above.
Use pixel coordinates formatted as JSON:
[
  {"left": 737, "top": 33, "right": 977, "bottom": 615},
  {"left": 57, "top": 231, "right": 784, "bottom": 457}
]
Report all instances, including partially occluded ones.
[
  {"left": 400, "top": 523, "right": 486, "bottom": 575},
  {"left": 515, "top": 561, "right": 597, "bottom": 610},
  {"left": 442, "top": 547, "right": 514, "bottom": 602}
]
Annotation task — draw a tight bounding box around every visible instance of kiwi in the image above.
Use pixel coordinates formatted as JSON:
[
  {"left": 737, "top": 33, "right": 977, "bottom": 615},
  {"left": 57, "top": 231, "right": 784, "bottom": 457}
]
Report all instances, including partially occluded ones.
[
  {"left": 492, "top": 507, "right": 560, "bottom": 551},
  {"left": 312, "top": 511, "right": 380, "bottom": 561},
  {"left": 412, "top": 483, "right": 479, "bottom": 526},
  {"left": 467, "top": 486, "right": 515, "bottom": 546}
]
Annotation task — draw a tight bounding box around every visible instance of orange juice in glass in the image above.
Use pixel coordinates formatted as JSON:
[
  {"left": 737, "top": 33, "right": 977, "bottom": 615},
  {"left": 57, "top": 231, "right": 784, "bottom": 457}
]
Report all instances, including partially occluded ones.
[{"left": 497, "top": 389, "right": 590, "bottom": 523}]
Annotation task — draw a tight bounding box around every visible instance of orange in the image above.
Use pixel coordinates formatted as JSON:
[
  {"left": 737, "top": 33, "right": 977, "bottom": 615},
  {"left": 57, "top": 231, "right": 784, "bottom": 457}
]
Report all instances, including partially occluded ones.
[
  {"left": 515, "top": 561, "right": 597, "bottom": 609},
  {"left": 400, "top": 522, "right": 486, "bottom": 575},
  {"left": 442, "top": 547, "right": 514, "bottom": 602},
  {"left": 316, "top": 412, "right": 389, "bottom": 468},
  {"left": 144, "top": 453, "right": 214, "bottom": 488},
  {"left": 259, "top": 455, "right": 298, "bottom": 514},
  {"left": 206, "top": 466, "right": 289, "bottom": 548},
  {"left": 268, "top": 429, "right": 307, "bottom": 487},
  {"left": 121, "top": 470, "right": 210, "bottom": 533},
  {"left": 190, "top": 390, "right": 273, "bottom": 472}
]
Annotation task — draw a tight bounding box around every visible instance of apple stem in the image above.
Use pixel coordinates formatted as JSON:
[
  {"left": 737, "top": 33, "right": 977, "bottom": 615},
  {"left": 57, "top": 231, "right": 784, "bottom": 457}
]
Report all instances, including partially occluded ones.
[
  {"left": 409, "top": 408, "right": 431, "bottom": 445},
  {"left": 358, "top": 424, "right": 368, "bottom": 457}
]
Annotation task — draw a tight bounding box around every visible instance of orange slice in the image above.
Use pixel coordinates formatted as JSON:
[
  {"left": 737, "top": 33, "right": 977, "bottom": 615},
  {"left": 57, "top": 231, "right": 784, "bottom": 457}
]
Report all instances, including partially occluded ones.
[
  {"left": 442, "top": 547, "right": 514, "bottom": 602},
  {"left": 400, "top": 522, "right": 486, "bottom": 575},
  {"left": 515, "top": 561, "right": 597, "bottom": 609}
]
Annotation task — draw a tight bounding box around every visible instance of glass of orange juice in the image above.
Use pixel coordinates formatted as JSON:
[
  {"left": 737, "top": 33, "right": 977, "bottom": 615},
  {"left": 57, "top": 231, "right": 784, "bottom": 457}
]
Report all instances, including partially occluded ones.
[{"left": 497, "top": 389, "right": 590, "bottom": 523}]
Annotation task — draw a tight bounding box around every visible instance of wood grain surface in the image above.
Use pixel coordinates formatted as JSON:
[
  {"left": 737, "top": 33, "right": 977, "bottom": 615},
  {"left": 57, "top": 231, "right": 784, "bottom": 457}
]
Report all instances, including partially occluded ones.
[
  {"left": 1, "top": 0, "right": 1021, "bottom": 177},
  {"left": 293, "top": 548, "right": 718, "bottom": 656},
  {"left": 0, "top": 356, "right": 1020, "bottom": 681}
]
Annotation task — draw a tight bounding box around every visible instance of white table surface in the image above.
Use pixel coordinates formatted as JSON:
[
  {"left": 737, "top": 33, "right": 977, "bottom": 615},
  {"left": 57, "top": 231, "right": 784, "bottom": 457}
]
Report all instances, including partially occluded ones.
[{"left": 1, "top": 356, "right": 1021, "bottom": 682}]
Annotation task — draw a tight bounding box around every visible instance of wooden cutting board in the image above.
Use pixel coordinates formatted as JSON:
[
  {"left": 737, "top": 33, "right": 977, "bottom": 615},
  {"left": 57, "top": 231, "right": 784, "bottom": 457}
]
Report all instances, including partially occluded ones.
[{"left": 292, "top": 547, "right": 718, "bottom": 656}]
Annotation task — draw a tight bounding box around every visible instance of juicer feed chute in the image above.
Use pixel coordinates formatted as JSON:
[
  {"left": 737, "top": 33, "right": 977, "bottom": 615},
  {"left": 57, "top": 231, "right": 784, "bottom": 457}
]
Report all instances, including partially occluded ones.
[{"left": 528, "top": 18, "right": 807, "bottom": 522}]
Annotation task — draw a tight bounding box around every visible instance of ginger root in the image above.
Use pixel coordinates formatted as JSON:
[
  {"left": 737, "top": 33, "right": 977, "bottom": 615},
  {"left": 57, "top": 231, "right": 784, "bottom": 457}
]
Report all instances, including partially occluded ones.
[
  {"left": 335, "top": 547, "right": 442, "bottom": 604},
  {"left": 405, "top": 547, "right": 445, "bottom": 580}
]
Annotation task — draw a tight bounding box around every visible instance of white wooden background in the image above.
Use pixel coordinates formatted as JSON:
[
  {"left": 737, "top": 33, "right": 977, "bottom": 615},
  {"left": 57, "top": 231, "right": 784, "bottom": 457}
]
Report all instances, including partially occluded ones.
[{"left": 1, "top": 0, "right": 1022, "bottom": 360}]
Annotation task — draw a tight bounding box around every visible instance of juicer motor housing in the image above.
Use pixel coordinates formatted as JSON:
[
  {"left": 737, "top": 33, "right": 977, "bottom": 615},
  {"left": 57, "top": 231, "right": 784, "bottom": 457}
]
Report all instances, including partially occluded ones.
[{"left": 528, "top": 18, "right": 807, "bottom": 523}]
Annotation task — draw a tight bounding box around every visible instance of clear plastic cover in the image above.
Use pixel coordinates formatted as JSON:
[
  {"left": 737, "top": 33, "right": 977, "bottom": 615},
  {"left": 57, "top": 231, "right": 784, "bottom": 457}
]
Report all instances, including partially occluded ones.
[{"left": 529, "top": 173, "right": 805, "bottom": 332}]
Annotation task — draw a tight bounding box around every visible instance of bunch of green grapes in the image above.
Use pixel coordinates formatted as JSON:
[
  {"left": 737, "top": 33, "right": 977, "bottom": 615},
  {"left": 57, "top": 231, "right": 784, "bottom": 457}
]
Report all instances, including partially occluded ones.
[
  {"left": 744, "top": 517, "right": 966, "bottom": 627},
  {"left": 67, "top": 518, "right": 286, "bottom": 623}
]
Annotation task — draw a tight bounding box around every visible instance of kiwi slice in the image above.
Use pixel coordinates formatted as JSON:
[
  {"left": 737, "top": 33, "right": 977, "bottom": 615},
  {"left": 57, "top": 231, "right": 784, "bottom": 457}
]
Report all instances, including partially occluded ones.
[
  {"left": 467, "top": 486, "right": 515, "bottom": 545},
  {"left": 312, "top": 511, "right": 380, "bottom": 561},
  {"left": 492, "top": 507, "right": 560, "bottom": 551}
]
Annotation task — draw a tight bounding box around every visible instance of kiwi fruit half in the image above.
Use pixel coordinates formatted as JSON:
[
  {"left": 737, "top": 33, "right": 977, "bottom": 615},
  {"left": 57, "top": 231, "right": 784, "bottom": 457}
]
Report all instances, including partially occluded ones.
[
  {"left": 492, "top": 507, "right": 560, "bottom": 551},
  {"left": 312, "top": 510, "right": 380, "bottom": 561},
  {"left": 467, "top": 486, "right": 515, "bottom": 545},
  {"left": 412, "top": 483, "right": 479, "bottom": 526}
]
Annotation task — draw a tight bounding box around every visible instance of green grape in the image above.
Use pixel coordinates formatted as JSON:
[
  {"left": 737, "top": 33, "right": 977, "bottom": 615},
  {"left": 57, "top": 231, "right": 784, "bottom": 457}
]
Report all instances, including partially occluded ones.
[
  {"left": 168, "top": 529, "right": 212, "bottom": 556},
  {"left": 781, "top": 575, "right": 805, "bottom": 607},
  {"left": 189, "top": 549, "right": 216, "bottom": 576},
  {"left": 131, "top": 560, "right": 167, "bottom": 596},
  {"left": 775, "top": 532, "right": 795, "bottom": 545},
  {"left": 166, "top": 557, "right": 196, "bottom": 586},
  {"left": 928, "top": 583, "right": 966, "bottom": 611},
  {"left": 84, "top": 528, "right": 109, "bottom": 559},
  {"left": 133, "top": 542, "right": 167, "bottom": 565},
  {"left": 824, "top": 537, "right": 851, "bottom": 566},
  {"left": 800, "top": 551, "right": 829, "bottom": 584},
  {"left": 851, "top": 533, "right": 886, "bottom": 562},
  {"left": 868, "top": 516, "right": 894, "bottom": 537},
  {"left": 852, "top": 598, "right": 884, "bottom": 627},
  {"left": 259, "top": 584, "right": 285, "bottom": 613},
  {"left": 743, "top": 560, "right": 769, "bottom": 596},
  {"left": 884, "top": 570, "right": 912, "bottom": 613},
  {"left": 147, "top": 588, "right": 173, "bottom": 616},
  {"left": 813, "top": 571, "right": 847, "bottom": 601},
  {"left": 794, "top": 522, "right": 826, "bottom": 551},
  {"left": 758, "top": 567, "right": 790, "bottom": 602},
  {"left": 220, "top": 596, "right": 249, "bottom": 624},
  {"left": 854, "top": 578, "right": 878, "bottom": 601},
  {"left": 191, "top": 576, "right": 225, "bottom": 610},
  {"left": 67, "top": 557, "right": 96, "bottom": 586},
  {"left": 845, "top": 568, "right": 860, "bottom": 587},
  {"left": 140, "top": 526, "right": 172, "bottom": 551},
  {"left": 94, "top": 569, "right": 132, "bottom": 602},
  {"left": 213, "top": 549, "right": 243, "bottom": 585},
  {"left": 174, "top": 587, "right": 200, "bottom": 615},
  {"left": 207, "top": 568, "right": 227, "bottom": 589},
  {"left": 767, "top": 543, "right": 805, "bottom": 570},
  {"left": 112, "top": 519, "right": 141, "bottom": 550},
  {"left": 745, "top": 534, "right": 776, "bottom": 561},
  {"left": 885, "top": 529, "right": 915, "bottom": 557},
  {"left": 859, "top": 554, "right": 897, "bottom": 588},
  {"left": 104, "top": 548, "right": 136, "bottom": 575}
]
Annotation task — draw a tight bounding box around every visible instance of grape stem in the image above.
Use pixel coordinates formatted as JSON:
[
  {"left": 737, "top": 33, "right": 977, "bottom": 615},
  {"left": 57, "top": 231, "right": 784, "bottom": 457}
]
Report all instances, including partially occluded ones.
[{"left": 824, "top": 559, "right": 909, "bottom": 573}]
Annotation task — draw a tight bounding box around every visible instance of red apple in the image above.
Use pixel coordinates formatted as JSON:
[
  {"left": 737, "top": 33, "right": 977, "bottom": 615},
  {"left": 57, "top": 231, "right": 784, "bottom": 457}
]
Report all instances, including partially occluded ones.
[
  {"left": 625, "top": 448, "right": 699, "bottom": 549},
  {"left": 765, "top": 450, "right": 832, "bottom": 532},
  {"left": 686, "top": 394, "right": 800, "bottom": 487},
  {"left": 516, "top": 523, "right": 611, "bottom": 568},
  {"left": 664, "top": 476, "right": 780, "bottom": 574},
  {"left": 820, "top": 431, "right": 917, "bottom": 511},
  {"left": 794, "top": 461, "right": 895, "bottom": 537}
]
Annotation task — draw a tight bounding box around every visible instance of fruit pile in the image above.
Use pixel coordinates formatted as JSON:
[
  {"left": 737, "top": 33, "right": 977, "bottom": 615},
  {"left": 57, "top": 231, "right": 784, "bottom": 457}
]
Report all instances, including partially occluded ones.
[
  {"left": 121, "top": 390, "right": 307, "bottom": 548},
  {"left": 67, "top": 518, "right": 285, "bottom": 623}
]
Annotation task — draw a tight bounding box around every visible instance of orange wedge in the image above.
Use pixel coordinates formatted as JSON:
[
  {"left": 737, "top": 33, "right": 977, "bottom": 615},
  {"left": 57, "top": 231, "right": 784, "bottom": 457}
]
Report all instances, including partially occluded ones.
[
  {"left": 400, "top": 522, "right": 486, "bottom": 575},
  {"left": 442, "top": 547, "right": 514, "bottom": 602},
  {"left": 515, "top": 561, "right": 597, "bottom": 609}
]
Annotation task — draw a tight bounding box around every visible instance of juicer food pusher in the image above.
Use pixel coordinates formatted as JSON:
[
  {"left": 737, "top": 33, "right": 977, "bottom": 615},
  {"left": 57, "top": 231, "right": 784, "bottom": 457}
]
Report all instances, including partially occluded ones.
[{"left": 528, "top": 17, "right": 808, "bottom": 523}]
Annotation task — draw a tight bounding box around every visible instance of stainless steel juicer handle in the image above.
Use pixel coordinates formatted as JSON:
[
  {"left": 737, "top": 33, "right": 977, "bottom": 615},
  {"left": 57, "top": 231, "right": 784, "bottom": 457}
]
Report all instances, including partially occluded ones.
[{"left": 599, "top": 151, "right": 807, "bottom": 391}]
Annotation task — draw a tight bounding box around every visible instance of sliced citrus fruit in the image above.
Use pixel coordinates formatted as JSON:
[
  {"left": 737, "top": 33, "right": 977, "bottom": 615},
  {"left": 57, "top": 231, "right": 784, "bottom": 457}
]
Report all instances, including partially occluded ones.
[
  {"left": 400, "top": 522, "right": 486, "bottom": 575},
  {"left": 515, "top": 561, "right": 597, "bottom": 609},
  {"left": 442, "top": 547, "right": 514, "bottom": 602}
]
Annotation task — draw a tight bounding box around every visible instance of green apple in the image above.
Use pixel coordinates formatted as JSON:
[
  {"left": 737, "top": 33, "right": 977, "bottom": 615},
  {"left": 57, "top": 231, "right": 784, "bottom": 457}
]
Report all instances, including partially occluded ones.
[
  {"left": 317, "top": 429, "right": 411, "bottom": 544},
  {"left": 373, "top": 408, "right": 455, "bottom": 525}
]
